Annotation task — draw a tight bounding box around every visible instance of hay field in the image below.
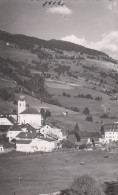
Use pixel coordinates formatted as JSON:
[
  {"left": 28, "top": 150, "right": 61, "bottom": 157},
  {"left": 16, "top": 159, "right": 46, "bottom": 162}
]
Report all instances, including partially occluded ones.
[{"left": 0, "top": 151, "right": 118, "bottom": 195}]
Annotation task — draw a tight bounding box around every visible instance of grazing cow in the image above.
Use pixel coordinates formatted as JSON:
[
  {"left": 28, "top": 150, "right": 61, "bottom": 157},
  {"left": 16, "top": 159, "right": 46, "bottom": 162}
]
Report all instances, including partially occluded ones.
[{"left": 80, "top": 161, "right": 85, "bottom": 165}]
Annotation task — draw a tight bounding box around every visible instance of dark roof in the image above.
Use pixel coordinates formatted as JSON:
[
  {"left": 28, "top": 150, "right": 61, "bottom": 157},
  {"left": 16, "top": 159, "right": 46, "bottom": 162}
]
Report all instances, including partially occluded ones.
[
  {"left": 0, "top": 125, "right": 12, "bottom": 132},
  {"left": 9, "top": 124, "right": 22, "bottom": 131},
  {"left": 47, "top": 133, "right": 58, "bottom": 140},
  {"left": 16, "top": 132, "right": 38, "bottom": 139},
  {"left": 20, "top": 107, "right": 40, "bottom": 115},
  {"left": 104, "top": 123, "right": 118, "bottom": 131},
  {"left": 79, "top": 131, "right": 102, "bottom": 139},
  {"left": 21, "top": 123, "right": 36, "bottom": 132},
  {"left": 16, "top": 140, "right": 32, "bottom": 144},
  {"left": 7, "top": 116, "right": 16, "bottom": 124},
  {"left": 40, "top": 137, "right": 55, "bottom": 142},
  {"left": 0, "top": 115, "right": 16, "bottom": 124}
]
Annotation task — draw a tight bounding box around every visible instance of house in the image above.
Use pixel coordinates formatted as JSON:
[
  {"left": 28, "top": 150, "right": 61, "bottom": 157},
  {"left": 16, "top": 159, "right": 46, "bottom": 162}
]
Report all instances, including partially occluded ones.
[
  {"left": 15, "top": 130, "right": 57, "bottom": 152},
  {"left": 0, "top": 115, "right": 16, "bottom": 125},
  {"left": 31, "top": 137, "right": 56, "bottom": 152},
  {"left": 16, "top": 140, "right": 32, "bottom": 152},
  {"left": 104, "top": 123, "right": 118, "bottom": 143},
  {"left": 16, "top": 131, "right": 38, "bottom": 140},
  {"left": 7, "top": 124, "right": 23, "bottom": 141},
  {"left": 0, "top": 115, "right": 17, "bottom": 135},
  {"left": 67, "top": 130, "right": 80, "bottom": 143},
  {"left": 16, "top": 137, "right": 56, "bottom": 152},
  {"left": 79, "top": 131, "right": 102, "bottom": 144},
  {"left": 21, "top": 123, "right": 38, "bottom": 133},
  {"left": 40, "top": 125, "right": 64, "bottom": 140},
  {"left": 18, "top": 95, "right": 42, "bottom": 128},
  {"left": 0, "top": 125, "right": 12, "bottom": 135},
  {"left": 0, "top": 144, "right": 4, "bottom": 152},
  {"left": 67, "top": 130, "right": 102, "bottom": 145}
]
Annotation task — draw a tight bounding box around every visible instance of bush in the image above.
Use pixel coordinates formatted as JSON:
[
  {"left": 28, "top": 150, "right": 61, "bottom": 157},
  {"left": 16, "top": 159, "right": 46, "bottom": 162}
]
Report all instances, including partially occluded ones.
[
  {"left": 83, "top": 107, "right": 90, "bottom": 115},
  {"left": 61, "top": 140, "right": 76, "bottom": 149},
  {"left": 45, "top": 110, "right": 51, "bottom": 118},
  {"left": 104, "top": 181, "right": 118, "bottom": 195},
  {"left": 78, "top": 94, "right": 93, "bottom": 99},
  {"left": 95, "top": 96, "right": 102, "bottom": 101},
  {"left": 100, "top": 113, "right": 109, "bottom": 118},
  {"left": 86, "top": 115, "right": 93, "bottom": 122},
  {"left": 71, "top": 107, "right": 80, "bottom": 112},
  {"left": 63, "top": 92, "right": 70, "bottom": 97},
  {"left": 60, "top": 174, "right": 105, "bottom": 195}
]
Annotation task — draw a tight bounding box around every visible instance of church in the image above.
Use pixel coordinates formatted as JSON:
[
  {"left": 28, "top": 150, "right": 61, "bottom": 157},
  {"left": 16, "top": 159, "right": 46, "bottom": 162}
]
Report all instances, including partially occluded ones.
[{"left": 17, "top": 96, "right": 42, "bottom": 129}]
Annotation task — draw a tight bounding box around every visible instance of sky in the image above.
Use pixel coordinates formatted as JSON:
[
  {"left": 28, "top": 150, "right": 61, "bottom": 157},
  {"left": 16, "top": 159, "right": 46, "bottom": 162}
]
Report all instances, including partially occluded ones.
[{"left": 0, "top": 0, "right": 118, "bottom": 59}]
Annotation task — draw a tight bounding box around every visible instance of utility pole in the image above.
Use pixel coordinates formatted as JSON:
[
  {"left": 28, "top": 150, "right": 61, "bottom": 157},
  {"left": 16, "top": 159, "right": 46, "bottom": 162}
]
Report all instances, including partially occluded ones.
[{"left": 18, "top": 176, "right": 21, "bottom": 195}]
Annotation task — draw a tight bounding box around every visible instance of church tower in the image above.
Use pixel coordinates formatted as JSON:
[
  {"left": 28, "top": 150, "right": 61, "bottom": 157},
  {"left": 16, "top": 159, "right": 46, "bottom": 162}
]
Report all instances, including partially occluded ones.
[{"left": 18, "top": 95, "right": 26, "bottom": 123}]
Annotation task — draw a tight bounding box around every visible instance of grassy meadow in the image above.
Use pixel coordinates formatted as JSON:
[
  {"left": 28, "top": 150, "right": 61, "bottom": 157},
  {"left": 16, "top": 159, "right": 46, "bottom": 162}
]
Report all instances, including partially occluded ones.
[{"left": 0, "top": 151, "right": 118, "bottom": 195}]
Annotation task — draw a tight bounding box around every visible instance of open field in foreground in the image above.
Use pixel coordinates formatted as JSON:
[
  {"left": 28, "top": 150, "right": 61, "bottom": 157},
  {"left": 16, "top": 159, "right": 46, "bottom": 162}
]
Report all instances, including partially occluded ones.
[{"left": 0, "top": 151, "right": 118, "bottom": 195}]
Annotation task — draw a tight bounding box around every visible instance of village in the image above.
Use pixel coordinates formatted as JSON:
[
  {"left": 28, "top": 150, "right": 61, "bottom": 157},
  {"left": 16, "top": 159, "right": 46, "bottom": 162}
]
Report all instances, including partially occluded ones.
[{"left": 0, "top": 95, "right": 118, "bottom": 155}]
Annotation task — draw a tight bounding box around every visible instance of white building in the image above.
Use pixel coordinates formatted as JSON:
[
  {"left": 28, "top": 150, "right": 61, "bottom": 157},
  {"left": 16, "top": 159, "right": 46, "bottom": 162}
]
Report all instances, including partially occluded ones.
[
  {"left": 18, "top": 107, "right": 42, "bottom": 128},
  {"left": 7, "top": 124, "right": 23, "bottom": 141},
  {"left": 17, "top": 96, "right": 42, "bottom": 128},
  {"left": 16, "top": 140, "right": 32, "bottom": 152},
  {"left": 16, "top": 137, "right": 56, "bottom": 152},
  {"left": 31, "top": 137, "right": 56, "bottom": 152},
  {"left": 104, "top": 123, "right": 118, "bottom": 143},
  {"left": 40, "top": 125, "right": 64, "bottom": 140},
  {"left": 18, "top": 95, "right": 26, "bottom": 121},
  {"left": 0, "top": 115, "right": 15, "bottom": 125}
]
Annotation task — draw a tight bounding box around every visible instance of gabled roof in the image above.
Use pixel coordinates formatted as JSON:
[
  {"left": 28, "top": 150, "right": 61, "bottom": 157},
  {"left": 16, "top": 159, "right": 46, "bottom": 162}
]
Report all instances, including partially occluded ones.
[
  {"left": 40, "top": 137, "right": 55, "bottom": 142},
  {"left": 9, "top": 124, "right": 22, "bottom": 132},
  {"left": 0, "top": 125, "right": 12, "bottom": 132},
  {"left": 20, "top": 107, "right": 40, "bottom": 115},
  {"left": 16, "top": 132, "right": 38, "bottom": 139},
  {"left": 79, "top": 131, "right": 102, "bottom": 138},
  {"left": 47, "top": 133, "right": 58, "bottom": 140},
  {"left": 7, "top": 116, "right": 16, "bottom": 124},
  {"left": 16, "top": 140, "right": 32, "bottom": 144},
  {"left": 104, "top": 123, "right": 118, "bottom": 131},
  {"left": 0, "top": 115, "right": 16, "bottom": 124},
  {"left": 21, "top": 123, "right": 36, "bottom": 132}
]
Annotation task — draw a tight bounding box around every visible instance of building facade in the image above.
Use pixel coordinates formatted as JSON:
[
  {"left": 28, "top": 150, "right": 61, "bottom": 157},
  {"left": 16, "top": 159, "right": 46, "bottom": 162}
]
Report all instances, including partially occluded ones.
[{"left": 104, "top": 123, "right": 118, "bottom": 143}]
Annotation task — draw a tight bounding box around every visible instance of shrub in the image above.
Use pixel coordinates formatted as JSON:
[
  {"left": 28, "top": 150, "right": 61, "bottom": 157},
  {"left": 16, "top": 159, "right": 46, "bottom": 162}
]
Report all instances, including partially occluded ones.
[
  {"left": 86, "top": 115, "right": 93, "bottom": 122},
  {"left": 100, "top": 113, "right": 109, "bottom": 118},
  {"left": 45, "top": 110, "right": 51, "bottom": 118},
  {"left": 71, "top": 107, "right": 80, "bottom": 112},
  {"left": 63, "top": 92, "right": 70, "bottom": 97},
  {"left": 74, "top": 123, "right": 80, "bottom": 132},
  {"left": 95, "top": 96, "right": 102, "bottom": 101},
  {"left": 83, "top": 107, "right": 90, "bottom": 115},
  {"left": 61, "top": 140, "right": 76, "bottom": 149},
  {"left": 60, "top": 174, "right": 105, "bottom": 195}
]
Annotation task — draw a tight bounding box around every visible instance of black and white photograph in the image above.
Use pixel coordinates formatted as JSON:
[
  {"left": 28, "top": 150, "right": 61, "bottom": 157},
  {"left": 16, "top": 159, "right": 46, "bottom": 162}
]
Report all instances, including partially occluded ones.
[{"left": 0, "top": 0, "right": 118, "bottom": 194}]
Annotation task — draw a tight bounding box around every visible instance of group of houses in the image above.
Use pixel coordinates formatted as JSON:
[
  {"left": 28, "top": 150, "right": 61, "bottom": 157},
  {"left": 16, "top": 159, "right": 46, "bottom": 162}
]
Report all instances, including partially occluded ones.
[
  {"left": 0, "top": 96, "right": 66, "bottom": 153},
  {"left": 0, "top": 95, "right": 118, "bottom": 153}
]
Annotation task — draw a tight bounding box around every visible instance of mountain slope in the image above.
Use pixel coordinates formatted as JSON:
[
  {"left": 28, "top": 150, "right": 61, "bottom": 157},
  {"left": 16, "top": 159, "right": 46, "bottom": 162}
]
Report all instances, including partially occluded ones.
[{"left": 0, "top": 30, "right": 110, "bottom": 58}]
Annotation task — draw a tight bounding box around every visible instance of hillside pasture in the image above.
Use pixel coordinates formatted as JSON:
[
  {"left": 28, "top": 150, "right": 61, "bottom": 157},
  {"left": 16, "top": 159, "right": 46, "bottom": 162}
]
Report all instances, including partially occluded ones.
[
  {"left": 0, "top": 98, "right": 14, "bottom": 114},
  {"left": 0, "top": 77, "right": 16, "bottom": 89},
  {"left": 0, "top": 151, "right": 118, "bottom": 195},
  {"left": 0, "top": 46, "right": 39, "bottom": 64},
  {"left": 46, "top": 80, "right": 73, "bottom": 90},
  {"left": 52, "top": 114, "right": 101, "bottom": 132}
]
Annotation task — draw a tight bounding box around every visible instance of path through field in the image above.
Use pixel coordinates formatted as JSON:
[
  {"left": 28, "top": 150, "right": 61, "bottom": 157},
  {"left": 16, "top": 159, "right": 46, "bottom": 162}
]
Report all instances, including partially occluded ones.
[{"left": 101, "top": 103, "right": 107, "bottom": 112}]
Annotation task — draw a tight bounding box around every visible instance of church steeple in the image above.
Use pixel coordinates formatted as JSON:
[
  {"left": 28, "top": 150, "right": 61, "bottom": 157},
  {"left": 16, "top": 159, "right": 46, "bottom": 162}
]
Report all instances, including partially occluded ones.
[{"left": 18, "top": 95, "right": 26, "bottom": 123}]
